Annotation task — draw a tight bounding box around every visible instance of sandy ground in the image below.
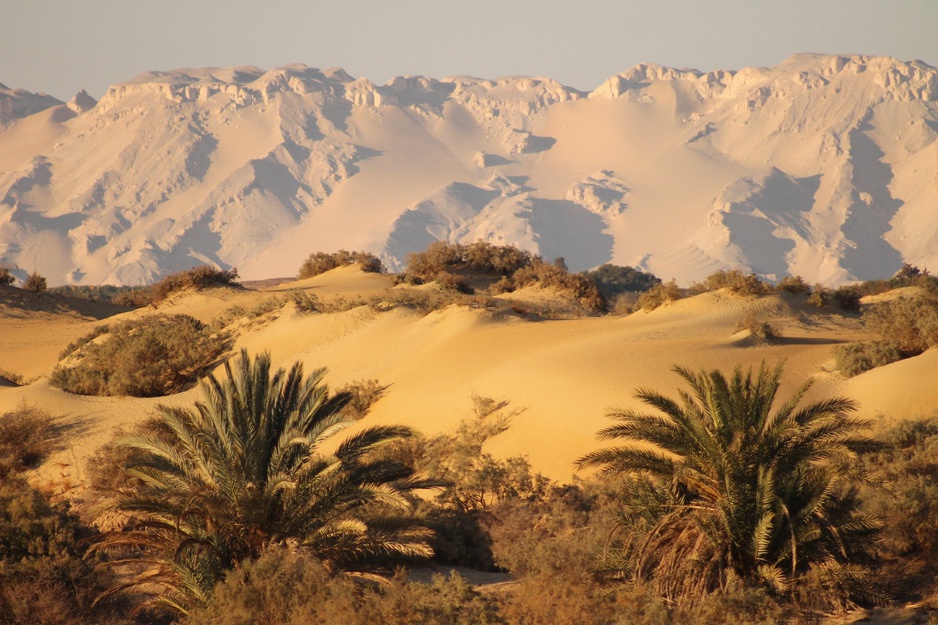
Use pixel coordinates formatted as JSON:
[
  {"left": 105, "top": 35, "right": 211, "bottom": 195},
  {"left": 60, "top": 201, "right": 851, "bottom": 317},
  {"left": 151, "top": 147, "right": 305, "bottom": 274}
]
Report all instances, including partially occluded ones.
[
  {"left": 2, "top": 268, "right": 937, "bottom": 622},
  {"left": 1, "top": 266, "right": 931, "bottom": 491}
]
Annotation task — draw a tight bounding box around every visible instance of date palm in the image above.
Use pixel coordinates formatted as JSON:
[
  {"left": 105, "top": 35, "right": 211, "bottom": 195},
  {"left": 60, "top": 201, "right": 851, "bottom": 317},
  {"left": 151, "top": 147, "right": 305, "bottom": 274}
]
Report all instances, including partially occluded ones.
[
  {"left": 577, "top": 362, "right": 884, "bottom": 607},
  {"left": 95, "top": 350, "right": 433, "bottom": 615}
]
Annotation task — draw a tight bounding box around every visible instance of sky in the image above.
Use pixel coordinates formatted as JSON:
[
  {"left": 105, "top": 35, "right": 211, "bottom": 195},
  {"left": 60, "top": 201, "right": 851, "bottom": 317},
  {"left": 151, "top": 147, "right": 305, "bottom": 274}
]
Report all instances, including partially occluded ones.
[{"left": 2, "top": 0, "right": 937, "bottom": 101}]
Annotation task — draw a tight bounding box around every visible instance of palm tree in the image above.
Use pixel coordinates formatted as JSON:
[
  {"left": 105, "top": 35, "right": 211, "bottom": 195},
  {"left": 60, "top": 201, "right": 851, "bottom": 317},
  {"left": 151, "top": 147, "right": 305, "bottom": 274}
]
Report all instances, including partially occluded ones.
[
  {"left": 94, "top": 350, "right": 433, "bottom": 615},
  {"left": 577, "top": 362, "right": 884, "bottom": 608}
]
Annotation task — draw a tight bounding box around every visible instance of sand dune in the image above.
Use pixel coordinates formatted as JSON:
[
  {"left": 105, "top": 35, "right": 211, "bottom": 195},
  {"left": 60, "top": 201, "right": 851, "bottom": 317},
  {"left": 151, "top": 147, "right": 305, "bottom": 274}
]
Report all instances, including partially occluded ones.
[{"left": 2, "top": 268, "right": 932, "bottom": 492}]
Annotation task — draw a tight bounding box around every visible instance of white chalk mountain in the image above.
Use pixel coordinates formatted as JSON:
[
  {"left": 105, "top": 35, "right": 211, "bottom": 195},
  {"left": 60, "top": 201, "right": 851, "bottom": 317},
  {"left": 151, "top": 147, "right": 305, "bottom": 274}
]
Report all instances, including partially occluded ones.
[{"left": 1, "top": 54, "right": 937, "bottom": 286}]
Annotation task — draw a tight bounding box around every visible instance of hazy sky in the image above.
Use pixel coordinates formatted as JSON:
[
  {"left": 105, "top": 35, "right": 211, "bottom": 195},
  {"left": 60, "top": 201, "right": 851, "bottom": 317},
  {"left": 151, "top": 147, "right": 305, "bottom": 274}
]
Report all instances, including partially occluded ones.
[{"left": 3, "top": 0, "right": 936, "bottom": 100}]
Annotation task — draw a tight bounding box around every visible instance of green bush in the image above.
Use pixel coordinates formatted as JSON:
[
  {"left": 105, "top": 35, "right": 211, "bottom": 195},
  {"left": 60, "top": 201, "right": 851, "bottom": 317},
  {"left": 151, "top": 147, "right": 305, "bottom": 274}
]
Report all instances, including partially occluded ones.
[
  {"left": 298, "top": 250, "right": 385, "bottom": 279},
  {"left": 50, "top": 313, "right": 226, "bottom": 397},
  {"left": 636, "top": 279, "right": 683, "bottom": 311}
]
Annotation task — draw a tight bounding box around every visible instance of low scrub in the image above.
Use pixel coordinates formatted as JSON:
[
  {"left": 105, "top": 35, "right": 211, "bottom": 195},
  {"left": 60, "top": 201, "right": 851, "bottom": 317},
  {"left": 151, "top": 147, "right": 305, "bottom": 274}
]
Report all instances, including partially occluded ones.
[
  {"left": 51, "top": 314, "right": 226, "bottom": 397},
  {"left": 691, "top": 269, "right": 772, "bottom": 296},
  {"left": 837, "top": 295, "right": 938, "bottom": 376},
  {"left": 735, "top": 313, "right": 781, "bottom": 343},
  {"left": 112, "top": 265, "right": 239, "bottom": 307},
  {"left": 298, "top": 250, "right": 385, "bottom": 279},
  {"left": 0, "top": 406, "right": 57, "bottom": 479},
  {"left": 636, "top": 279, "right": 683, "bottom": 311},
  {"left": 581, "top": 264, "right": 661, "bottom": 302}
]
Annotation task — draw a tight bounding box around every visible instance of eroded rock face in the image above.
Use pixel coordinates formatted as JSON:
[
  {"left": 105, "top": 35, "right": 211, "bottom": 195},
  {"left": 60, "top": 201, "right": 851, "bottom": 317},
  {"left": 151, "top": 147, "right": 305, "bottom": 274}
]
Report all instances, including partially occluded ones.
[{"left": 1, "top": 55, "right": 937, "bottom": 285}]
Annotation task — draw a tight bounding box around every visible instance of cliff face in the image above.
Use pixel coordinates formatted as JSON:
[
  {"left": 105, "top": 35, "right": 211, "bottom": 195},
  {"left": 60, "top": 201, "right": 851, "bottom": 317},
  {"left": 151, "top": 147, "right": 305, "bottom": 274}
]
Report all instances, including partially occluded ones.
[{"left": 1, "top": 55, "right": 937, "bottom": 286}]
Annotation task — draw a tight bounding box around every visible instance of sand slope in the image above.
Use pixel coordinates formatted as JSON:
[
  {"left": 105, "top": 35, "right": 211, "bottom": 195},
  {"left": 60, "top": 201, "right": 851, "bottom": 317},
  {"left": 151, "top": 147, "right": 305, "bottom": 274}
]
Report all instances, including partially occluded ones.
[{"left": 3, "top": 268, "right": 933, "bottom": 493}]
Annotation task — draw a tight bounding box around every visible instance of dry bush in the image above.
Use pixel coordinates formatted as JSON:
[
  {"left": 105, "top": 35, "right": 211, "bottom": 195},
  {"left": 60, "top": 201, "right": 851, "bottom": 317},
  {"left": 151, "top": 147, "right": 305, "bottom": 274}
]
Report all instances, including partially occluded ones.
[
  {"left": 0, "top": 477, "right": 130, "bottom": 625},
  {"left": 0, "top": 406, "right": 57, "bottom": 479},
  {"left": 50, "top": 314, "right": 226, "bottom": 397},
  {"left": 336, "top": 379, "right": 389, "bottom": 420},
  {"left": 508, "top": 259, "right": 606, "bottom": 313},
  {"left": 735, "top": 313, "right": 781, "bottom": 343},
  {"left": 691, "top": 269, "right": 772, "bottom": 296},
  {"left": 864, "top": 295, "right": 938, "bottom": 356},
  {"left": 183, "top": 548, "right": 499, "bottom": 625},
  {"left": 858, "top": 418, "right": 938, "bottom": 603},
  {"left": 0, "top": 267, "right": 14, "bottom": 286},
  {"left": 290, "top": 290, "right": 321, "bottom": 313},
  {"left": 581, "top": 264, "right": 661, "bottom": 298},
  {"left": 636, "top": 279, "right": 683, "bottom": 311},
  {"left": 24, "top": 271, "right": 47, "bottom": 293},
  {"left": 298, "top": 250, "right": 385, "bottom": 279},
  {"left": 834, "top": 341, "right": 902, "bottom": 378},
  {"left": 776, "top": 275, "right": 811, "bottom": 294}
]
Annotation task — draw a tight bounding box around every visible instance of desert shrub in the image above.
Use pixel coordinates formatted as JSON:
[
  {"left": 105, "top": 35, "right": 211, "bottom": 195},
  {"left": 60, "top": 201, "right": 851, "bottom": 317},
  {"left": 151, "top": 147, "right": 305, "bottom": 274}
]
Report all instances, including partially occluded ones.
[
  {"left": 0, "top": 406, "right": 57, "bottom": 479},
  {"left": 298, "top": 250, "right": 385, "bottom": 279},
  {"left": 0, "top": 267, "right": 14, "bottom": 287},
  {"left": 24, "top": 271, "right": 47, "bottom": 293},
  {"left": 776, "top": 275, "right": 811, "bottom": 294},
  {"left": 508, "top": 259, "right": 606, "bottom": 313},
  {"left": 50, "top": 313, "right": 226, "bottom": 397},
  {"left": 435, "top": 270, "right": 474, "bottom": 294},
  {"left": 404, "top": 242, "right": 467, "bottom": 281},
  {"left": 864, "top": 295, "right": 938, "bottom": 356},
  {"left": 834, "top": 341, "right": 902, "bottom": 377},
  {"left": 47, "top": 284, "right": 142, "bottom": 306},
  {"left": 636, "top": 279, "right": 683, "bottom": 311},
  {"left": 184, "top": 548, "right": 499, "bottom": 625},
  {"left": 336, "top": 379, "right": 389, "bottom": 420},
  {"left": 856, "top": 264, "right": 938, "bottom": 297},
  {"left": 464, "top": 240, "right": 533, "bottom": 276},
  {"left": 691, "top": 269, "right": 772, "bottom": 296},
  {"left": 832, "top": 285, "right": 861, "bottom": 311},
  {"left": 735, "top": 313, "right": 780, "bottom": 343},
  {"left": 581, "top": 264, "right": 661, "bottom": 302},
  {"left": 150, "top": 265, "right": 239, "bottom": 302},
  {"left": 806, "top": 287, "right": 828, "bottom": 308},
  {"left": 859, "top": 418, "right": 938, "bottom": 601},
  {"left": 290, "top": 290, "right": 321, "bottom": 313},
  {"left": 381, "top": 396, "right": 549, "bottom": 570},
  {"left": 0, "top": 477, "right": 129, "bottom": 624}
]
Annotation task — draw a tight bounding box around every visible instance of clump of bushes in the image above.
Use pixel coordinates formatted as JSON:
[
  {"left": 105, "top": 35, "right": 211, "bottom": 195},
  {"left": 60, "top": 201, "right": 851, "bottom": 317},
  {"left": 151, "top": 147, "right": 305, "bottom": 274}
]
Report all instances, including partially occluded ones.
[
  {"left": 0, "top": 267, "right": 14, "bottom": 286},
  {"left": 499, "top": 259, "right": 606, "bottom": 313},
  {"left": 636, "top": 279, "right": 683, "bottom": 311},
  {"left": 24, "top": 271, "right": 47, "bottom": 293},
  {"left": 735, "top": 313, "right": 781, "bottom": 343},
  {"left": 581, "top": 264, "right": 661, "bottom": 301},
  {"left": 776, "top": 275, "right": 811, "bottom": 294},
  {"left": 691, "top": 269, "right": 773, "bottom": 296},
  {"left": 0, "top": 407, "right": 130, "bottom": 624},
  {"left": 298, "top": 250, "right": 385, "bottom": 279},
  {"left": 806, "top": 285, "right": 862, "bottom": 311},
  {"left": 50, "top": 314, "right": 226, "bottom": 397},
  {"left": 855, "top": 263, "right": 938, "bottom": 298},
  {"left": 184, "top": 548, "right": 500, "bottom": 625},
  {"left": 0, "top": 406, "right": 57, "bottom": 479},
  {"left": 836, "top": 294, "right": 938, "bottom": 377},
  {"left": 112, "top": 265, "right": 239, "bottom": 307}
]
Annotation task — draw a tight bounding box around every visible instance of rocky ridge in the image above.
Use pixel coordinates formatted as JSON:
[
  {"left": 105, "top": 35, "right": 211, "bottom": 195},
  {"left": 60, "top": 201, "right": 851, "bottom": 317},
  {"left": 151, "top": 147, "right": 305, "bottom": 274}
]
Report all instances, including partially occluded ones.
[{"left": 0, "top": 54, "right": 936, "bottom": 286}]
